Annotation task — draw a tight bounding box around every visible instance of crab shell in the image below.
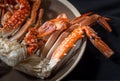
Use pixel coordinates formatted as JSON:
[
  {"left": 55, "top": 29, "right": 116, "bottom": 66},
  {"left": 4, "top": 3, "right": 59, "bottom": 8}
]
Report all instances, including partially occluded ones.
[{"left": 0, "top": 38, "right": 27, "bottom": 66}]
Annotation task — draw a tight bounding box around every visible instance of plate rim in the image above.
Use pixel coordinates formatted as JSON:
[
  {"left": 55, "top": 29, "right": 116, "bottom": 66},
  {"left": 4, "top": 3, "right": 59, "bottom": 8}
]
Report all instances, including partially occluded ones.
[
  {"left": 57, "top": 0, "right": 87, "bottom": 80},
  {"left": 58, "top": 0, "right": 81, "bottom": 17}
]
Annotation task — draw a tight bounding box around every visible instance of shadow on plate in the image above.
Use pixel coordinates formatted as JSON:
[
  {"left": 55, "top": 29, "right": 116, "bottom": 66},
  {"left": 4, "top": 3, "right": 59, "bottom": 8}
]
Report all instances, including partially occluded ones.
[{"left": 0, "top": 60, "right": 11, "bottom": 78}]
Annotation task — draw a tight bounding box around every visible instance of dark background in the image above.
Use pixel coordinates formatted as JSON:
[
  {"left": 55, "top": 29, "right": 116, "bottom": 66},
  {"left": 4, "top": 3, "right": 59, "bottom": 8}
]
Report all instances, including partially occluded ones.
[{"left": 63, "top": 0, "right": 120, "bottom": 80}]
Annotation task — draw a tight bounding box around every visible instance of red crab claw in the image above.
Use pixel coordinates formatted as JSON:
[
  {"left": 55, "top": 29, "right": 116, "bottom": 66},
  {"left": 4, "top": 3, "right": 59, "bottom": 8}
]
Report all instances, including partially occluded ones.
[{"left": 83, "top": 26, "right": 114, "bottom": 58}]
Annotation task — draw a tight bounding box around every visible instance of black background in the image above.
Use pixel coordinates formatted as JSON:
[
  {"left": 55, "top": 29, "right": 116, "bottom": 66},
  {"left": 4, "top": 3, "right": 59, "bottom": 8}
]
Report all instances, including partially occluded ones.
[{"left": 63, "top": 0, "right": 120, "bottom": 80}]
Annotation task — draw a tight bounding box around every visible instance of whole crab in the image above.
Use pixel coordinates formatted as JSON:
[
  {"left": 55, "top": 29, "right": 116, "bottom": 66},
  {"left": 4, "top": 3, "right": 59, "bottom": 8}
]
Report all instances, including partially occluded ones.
[{"left": 0, "top": 0, "right": 114, "bottom": 79}]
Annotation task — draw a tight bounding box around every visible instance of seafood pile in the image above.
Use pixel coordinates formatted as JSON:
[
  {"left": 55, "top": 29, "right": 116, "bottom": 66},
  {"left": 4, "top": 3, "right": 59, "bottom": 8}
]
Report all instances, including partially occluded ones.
[{"left": 0, "top": 0, "right": 114, "bottom": 79}]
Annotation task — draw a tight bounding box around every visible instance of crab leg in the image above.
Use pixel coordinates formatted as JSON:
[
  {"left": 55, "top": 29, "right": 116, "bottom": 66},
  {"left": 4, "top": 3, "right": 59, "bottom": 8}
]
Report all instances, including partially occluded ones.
[
  {"left": 10, "top": 0, "right": 42, "bottom": 41},
  {"left": 46, "top": 24, "right": 79, "bottom": 59},
  {"left": 49, "top": 25, "right": 84, "bottom": 69},
  {"left": 1, "top": 0, "right": 30, "bottom": 38},
  {"left": 37, "top": 13, "right": 69, "bottom": 38},
  {"left": 83, "top": 26, "right": 114, "bottom": 58},
  {"left": 70, "top": 12, "right": 93, "bottom": 24},
  {"left": 40, "top": 13, "right": 70, "bottom": 58},
  {"left": 34, "top": 8, "right": 44, "bottom": 28},
  {"left": 97, "top": 17, "right": 112, "bottom": 32},
  {"left": 71, "top": 14, "right": 112, "bottom": 32}
]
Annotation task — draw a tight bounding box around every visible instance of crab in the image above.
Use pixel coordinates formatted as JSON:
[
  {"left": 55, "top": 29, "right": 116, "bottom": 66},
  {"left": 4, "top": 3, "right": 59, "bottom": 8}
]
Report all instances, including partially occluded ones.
[{"left": 0, "top": 0, "right": 114, "bottom": 79}]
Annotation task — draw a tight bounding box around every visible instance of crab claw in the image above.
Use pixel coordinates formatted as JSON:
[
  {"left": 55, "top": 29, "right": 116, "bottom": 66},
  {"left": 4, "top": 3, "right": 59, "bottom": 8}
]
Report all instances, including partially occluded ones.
[{"left": 84, "top": 26, "right": 114, "bottom": 58}]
